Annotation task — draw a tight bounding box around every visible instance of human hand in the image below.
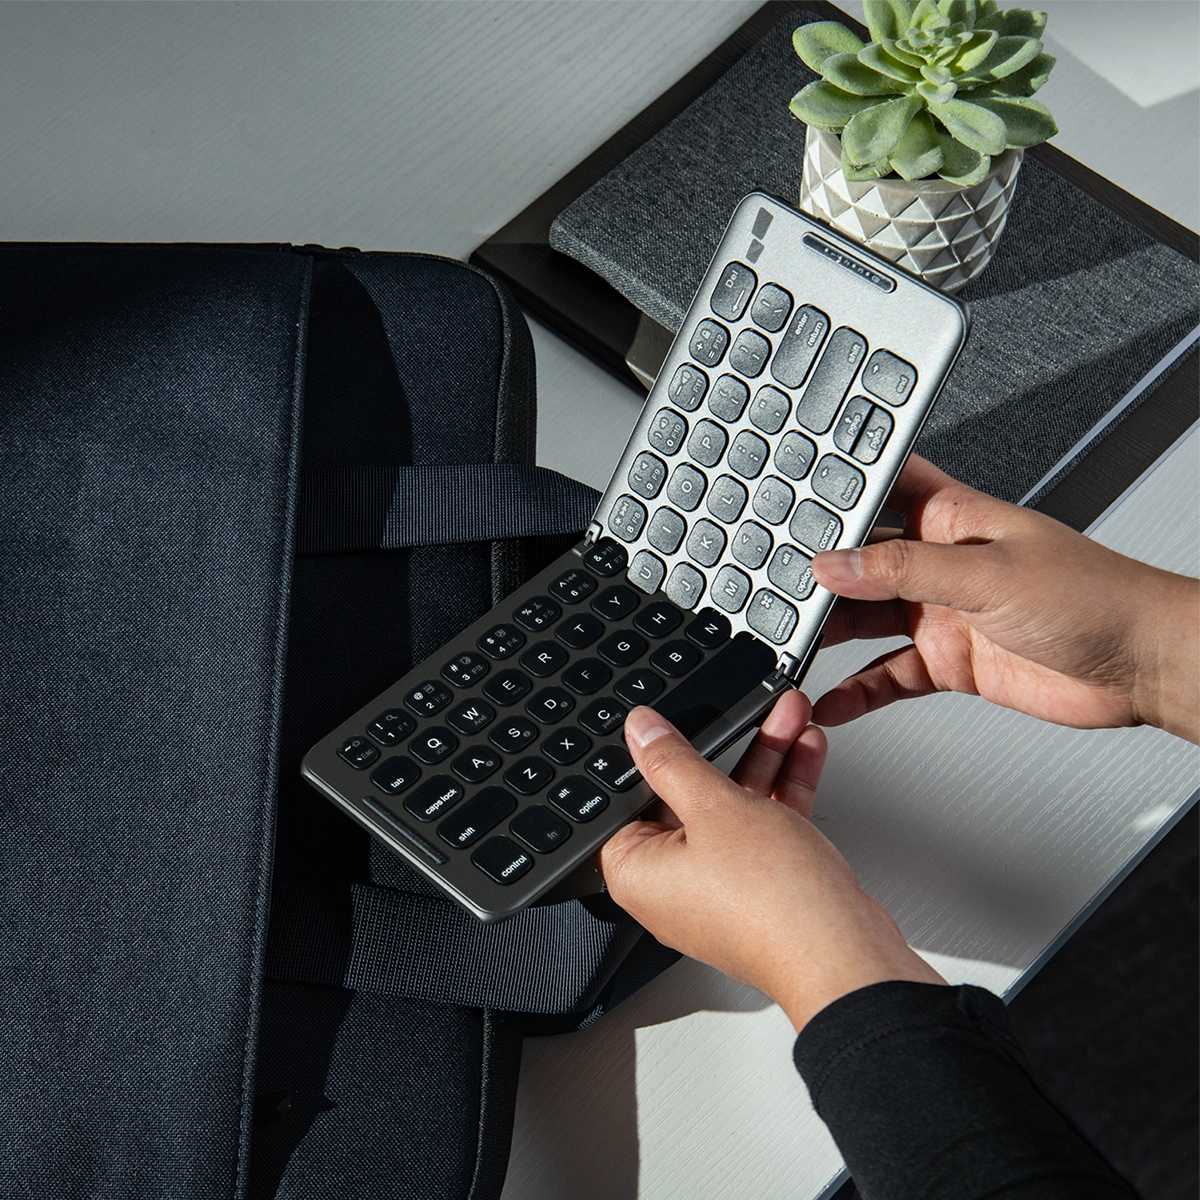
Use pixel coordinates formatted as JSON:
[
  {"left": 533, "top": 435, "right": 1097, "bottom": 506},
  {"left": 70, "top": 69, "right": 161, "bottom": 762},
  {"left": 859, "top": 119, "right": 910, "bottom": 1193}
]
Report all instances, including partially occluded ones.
[
  {"left": 811, "top": 455, "right": 1199, "bottom": 743},
  {"left": 599, "top": 694, "right": 944, "bottom": 1032}
]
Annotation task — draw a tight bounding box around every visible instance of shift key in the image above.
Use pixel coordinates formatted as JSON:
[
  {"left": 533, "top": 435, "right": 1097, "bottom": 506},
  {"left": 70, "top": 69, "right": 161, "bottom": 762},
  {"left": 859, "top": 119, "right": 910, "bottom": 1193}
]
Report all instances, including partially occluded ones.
[{"left": 796, "top": 328, "right": 867, "bottom": 434}]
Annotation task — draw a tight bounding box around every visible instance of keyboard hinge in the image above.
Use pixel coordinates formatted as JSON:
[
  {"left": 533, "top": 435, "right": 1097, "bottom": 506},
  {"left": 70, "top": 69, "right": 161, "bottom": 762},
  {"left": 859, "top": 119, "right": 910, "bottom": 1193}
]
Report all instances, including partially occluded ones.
[
  {"left": 772, "top": 637, "right": 823, "bottom": 687},
  {"left": 582, "top": 521, "right": 603, "bottom": 549}
]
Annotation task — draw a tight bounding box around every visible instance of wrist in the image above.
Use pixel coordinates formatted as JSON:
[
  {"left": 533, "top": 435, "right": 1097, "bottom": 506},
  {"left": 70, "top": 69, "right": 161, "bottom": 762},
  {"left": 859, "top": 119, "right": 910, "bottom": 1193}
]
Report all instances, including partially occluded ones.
[{"left": 1132, "top": 569, "right": 1200, "bottom": 743}]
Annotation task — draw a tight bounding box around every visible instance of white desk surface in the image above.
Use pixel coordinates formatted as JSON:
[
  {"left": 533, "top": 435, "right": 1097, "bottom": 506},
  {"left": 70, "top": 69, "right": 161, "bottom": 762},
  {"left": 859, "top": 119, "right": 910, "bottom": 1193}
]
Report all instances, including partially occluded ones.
[{"left": 2, "top": 4, "right": 1196, "bottom": 1198}]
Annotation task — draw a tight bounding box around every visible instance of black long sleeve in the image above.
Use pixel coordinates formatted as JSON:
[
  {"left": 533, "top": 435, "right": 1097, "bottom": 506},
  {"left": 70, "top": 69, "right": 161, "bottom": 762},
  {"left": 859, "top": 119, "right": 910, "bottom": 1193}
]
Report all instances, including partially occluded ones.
[{"left": 793, "top": 981, "right": 1139, "bottom": 1200}]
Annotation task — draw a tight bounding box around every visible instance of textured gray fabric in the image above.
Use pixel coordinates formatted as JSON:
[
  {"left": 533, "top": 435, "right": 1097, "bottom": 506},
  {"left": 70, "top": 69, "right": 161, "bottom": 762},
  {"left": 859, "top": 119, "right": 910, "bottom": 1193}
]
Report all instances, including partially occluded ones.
[{"left": 550, "top": 9, "right": 1200, "bottom": 504}]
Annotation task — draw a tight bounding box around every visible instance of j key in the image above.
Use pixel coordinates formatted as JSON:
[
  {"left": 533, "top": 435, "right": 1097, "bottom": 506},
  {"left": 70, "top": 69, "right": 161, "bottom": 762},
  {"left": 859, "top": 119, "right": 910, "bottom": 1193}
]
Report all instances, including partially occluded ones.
[
  {"left": 629, "top": 550, "right": 666, "bottom": 595},
  {"left": 582, "top": 538, "right": 628, "bottom": 577},
  {"left": 451, "top": 747, "right": 502, "bottom": 784},
  {"left": 509, "top": 806, "right": 572, "bottom": 854},
  {"left": 489, "top": 717, "right": 539, "bottom": 754},
  {"left": 591, "top": 584, "right": 641, "bottom": 622},
  {"left": 504, "top": 757, "right": 555, "bottom": 796},
  {"left": 370, "top": 755, "right": 419, "bottom": 794},
  {"left": 796, "top": 328, "right": 868, "bottom": 434},
  {"left": 520, "top": 640, "right": 568, "bottom": 678},
  {"left": 404, "top": 681, "right": 452, "bottom": 718},
  {"left": 648, "top": 409, "right": 688, "bottom": 456},
  {"left": 477, "top": 624, "right": 525, "bottom": 660},
  {"left": 728, "top": 329, "right": 770, "bottom": 378},
  {"left": 689, "top": 319, "right": 729, "bottom": 367},
  {"left": 403, "top": 775, "right": 464, "bottom": 822},
  {"left": 561, "top": 658, "right": 612, "bottom": 695},
  {"left": 614, "top": 668, "right": 665, "bottom": 705},
  {"left": 708, "top": 374, "right": 749, "bottom": 422},
  {"left": 665, "top": 563, "right": 706, "bottom": 609},
  {"left": 746, "top": 589, "right": 799, "bottom": 645},
  {"left": 749, "top": 385, "right": 791, "bottom": 435},
  {"left": 854, "top": 405, "right": 893, "bottom": 464},
  {"left": 862, "top": 349, "right": 916, "bottom": 406},
  {"left": 666, "top": 463, "right": 707, "bottom": 512},
  {"left": 556, "top": 612, "right": 604, "bottom": 649},
  {"left": 541, "top": 726, "right": 592, "bottom": 765},
  {"left": 771, "top": 304, "right": 830, "bottom": 388},
  {"left": 732, "top": 521, "right": 772, "bottom": 569},
  {"left": 471, "top": 837, "right": 534, "bottom": 884},
  {"left": 584, "top": 745, "right": 642, "bottom": 793},
  {"left": 526, "top": 686, "right": 575, "bottom": 724},
  {"left": 513, "top": 597, "right": 562, "bottom": 632},
  {"left": 609, "top": 495, "right": 648, "bottom": 543},
  {"left": 710, "top": 261, "right": 756, "bottom": 321},
  {"left": 548, "top": 776, "right": 610, "bottom": 823},
  {"left": 446, "top": 697, "right": 495, "bottom": 736},
  {"left": 437, "top": 787, "right": 516, "bottom": 849},
  {"left": 633, "top": 601, "right": 683, "bottom": 639},
  {"left": 409, "top": 727, "right": 458, "bottom": 765},
  {"left": 441, "top": 652, "right": 490, "bottom": 688},
  {"left": 483, "top": 669, "right": 533, "bottom": 706},
  {"left": 789, "top": 499, "right": 843, "bottom": 554},
  {"left": 367, "top": 709, "right": 416, "bottom": 747},
  {"left": 627, "top": 451, "right": 667, "bottom": 499},
  {"left": 685, "top": 609, "right": 731, "bottom": 649},
  {"left": 649, "top": 640, "right": 702, "bottom": 677},
  {"left": 550, "top": 567, "right": 598, "bottom": 603},
  {"left": 750, "top": 283, "right": 793, "bottom": 333},
  {"left": 667, "top": 363, "right": 709, "bottom": 412},
  {"left": 598, "top": 630, "right": 647, "bottom": 668},
  {"left": 578, "top": 698, "right": 628, "bottom": 737},
  {"left": 767, "top": 544, "right": 816, "bottom": 601},
  {"left": 774, "top": 430, "right": 817, "bottom": 481},
  {"left": 812, "top": 454, "right": 867, "bottom": 511}
]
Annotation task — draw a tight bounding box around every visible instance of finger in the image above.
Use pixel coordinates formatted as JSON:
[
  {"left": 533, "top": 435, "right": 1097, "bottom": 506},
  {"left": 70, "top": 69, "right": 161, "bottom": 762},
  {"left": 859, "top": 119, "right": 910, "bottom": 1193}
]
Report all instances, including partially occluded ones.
[
  {"left": 884, "top": 454, "right": 959, "bottom": 522},
  {"left": 772, "top": 724, "right": 828, "bottom": 818},
  {"left": 599, "top": 817, "right": 679, "bottom": 901},
  {"left": 729, "top": 689, "right": 813, "bottom": 795},
  {"left": 819, "top": 596, "right": 911, "bottom": 648},
  {"left": 811, "top": 645, "right": 940, "bottom": 726}
]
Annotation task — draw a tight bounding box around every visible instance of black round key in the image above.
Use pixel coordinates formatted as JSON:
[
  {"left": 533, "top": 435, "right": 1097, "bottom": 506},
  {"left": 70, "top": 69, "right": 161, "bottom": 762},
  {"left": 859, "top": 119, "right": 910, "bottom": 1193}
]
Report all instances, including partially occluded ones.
[
  {"left": 441, "top": 651, "right": 490, "bottom": 688},
  {"left": 409, "top": 727, "right": 458, "bottom": 765},
  {"left": 614, "top": 668, "right": 665, "bottom": 706},
  {"left": 597, "top": 630, "right": 647, "bottom": 668},
  {"left": 404, "top": 775, "right": 464, "bottom": 822},
  {"left": 489, "top": 716, "right": 539, "bottom": 754},
  {"left": 520, "top": 640, "right": 569, "bottom": 678},
  {"left": 548, "top": 776, "right": 610, "bottom": 823},
  {"left": 549, "top": 568, "right": 598, "bottom": 604},
  {"left": 446, "top": 697, "right": 495, "bottom": 736},
  {"left": 509, "top": 806, "right": 572, "bottom": 854},
  {"left": 578, "top": 698, "right": 628, "bottom": 737},
  {"left": 477, "top": 623, "right": 525, "bottom": 660},
  {"left": 370, "top": 755, "right": 420, "bottom": 795},
  {"left": 366, "top": 709, "right": 416, "bottom": 746},
  {"left": 650, "top": 640, "right": 702, "bottom": 678},
  {"left": 582, "top": 538, "right": 628, "bottom": 577},
  {"left": 685, "top": 609, "right": 732, "bottom": 649},
  {"left": 633, "top": 602, "right": 684, "bottom": 639},
  {"left": 541, "top": 726, "right": 592, "bottom": 765},
  {"left": 438, "top": 787, "right": 516, "bottom": 849},
  {"left": 483, "top": 669, "right": 533, "bottom": 706},
  {"left": 404, "top": 680, "right": 453, "bottom": 717},
  {"left": 526, "top": 686, "right": 575, "bottom": 724},
  {"left": 556, "top": 612, "right": 604, "bottom": 649},
  {"left": 590, "top": 584, "right": 640, "bottom": 622},
  {"left": 451, "top": 745, "right": 502, "bottom": 784},
  {"left": 584, "top": 745, "right": 642, "bottom": 792},
  {"left": 561, "top": 657, "right": 611, "bottom": 695},
  {"left": 504, "top": 756, "right": 555, "bottom": 796},
  {"left": 471, "top": 836, "right": 535, "bottom": 884},
  {"left": 339, "top": 735, "right": 380, "bottom": 769},
  {"left": 513, "top": 595, "right": 562, "bottom": 632}
]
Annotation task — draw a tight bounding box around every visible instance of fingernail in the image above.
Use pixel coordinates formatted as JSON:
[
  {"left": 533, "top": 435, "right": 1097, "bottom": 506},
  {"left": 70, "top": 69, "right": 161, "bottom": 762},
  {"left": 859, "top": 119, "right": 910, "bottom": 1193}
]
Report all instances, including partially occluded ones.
[
  {"left": 813, "top": 548, "right": 862, "bottom": 583},
  {"left": 624, "top": 705, "right": 672, "bottom": 749}
]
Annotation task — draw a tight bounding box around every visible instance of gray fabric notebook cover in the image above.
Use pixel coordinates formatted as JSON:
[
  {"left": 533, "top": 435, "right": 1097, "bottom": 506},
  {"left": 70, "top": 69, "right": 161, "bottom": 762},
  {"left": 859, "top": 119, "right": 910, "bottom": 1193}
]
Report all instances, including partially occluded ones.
[{"left": 550, "top": 10, "right": 1199, "bottom": 505}]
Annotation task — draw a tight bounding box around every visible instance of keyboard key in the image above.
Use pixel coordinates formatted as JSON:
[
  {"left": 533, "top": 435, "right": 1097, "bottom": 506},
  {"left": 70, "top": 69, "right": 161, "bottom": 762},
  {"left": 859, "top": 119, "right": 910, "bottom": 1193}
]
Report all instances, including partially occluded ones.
[
  {"left": 526, "top": 686, "right": 575, "bottom": 724},
  {"left": 732, "top": 521, "right": 772, "bottom": 569},
  {"left": 585, "top": 746, "right": 642, "bottom": 792},
  {"left": 710, "top": 261, "right": 756, "bottom": 321},
  {"left": 561, "top": 658, "right": 612, "bottom": 695},
  {"left": 833, "top": 396, "right": 872, "bottom": 454},
  {"left": 627, "top": 451, "right": 667, "bottom": 499},
  {"left": 582, "top": 538, "right": 628, "bottom": 577},
  {"left": 437, "top": 787, "right": 516, "bottom": 849},
  {"left": 708, "top": 374, "right": 749, "bottom": 422},
  {"left": 504, "top": 756, "right": 555, "bottom": 795},
  {"left": 712, "top": 564, "right": 752, "bottom": 612},
  {"left": 668, "top": 363, "right": 709, "bottom": 411},
  {"left": 655, "top": 631, "right": 777, "bottom": 737},
  {"left": 556, "top": 612, "right": 604, "bottom": 649},
  {"left": 752, "top": 476, "right": 795, "bottom": 526},
  {"left": 549, "top": 567, "right": 598, "bottom": 603},
  {"left": 609, "top": 495, "right": 648, "bottom": 543},
  {"left": 614, "top": 668, "right": 665, "bottom": 705},
  {"left": 665, "top": 563, "right": 706, "bottom": 608},
  {"left": 548, "top": 776, "right": 610, "bottom": 822},
  {"left": 649, "top": 640, "right": 701, "bottom": 678},
  {"left": 666, "top": 463, "right": 707, "bottom": 512},
  {"left": 729, "top": 329, "right": 771, "bottom": 378},
  {"left": 774, "top": 430, "right": 817, "bottom": 481},
  {"left": 520, "top": 640, "right": 568, "bottom": 678},
  {"left": 648, "top": 408, "right": 688, "bottom": 456},
  {"left": 686, "top": 518, "right": 726, "bottom": 568},
  {"left": 771, "top": 304, "right": 829, "bottom": 388},
  {"left": 451, "top": 747, "right": 502, "bottom": 784},
  {"left": 749, "top": 385, "right": 791, "bottom": 434},
  {"left": 489, "top": 716, "right": 539, "bottom": 754},
  {"left": 409, "top": 727, "right": 458, "bottom": 765},
  {"left": 370, "top": 755, "right": 419, "bottom": 794},
  {"left": 688, "top": 418, "right": 728, "bottom": 468},
  {"left": 812, "top": 454, "right": 867, "bottom": 510},
  {"left": 483, "top": 669, "right": 533, "bottom": 706},
  {"left": 541, "top": 726, "right": 592, "bottom": 765},
  {"left": 404, "top": 775, "right": 464, "bottom": 822},
  {"left": 789, "top": 499, "right": 842, "bottom": 554},
  {"left": 706, "top": 475, "right": 748, "bottom": 524},
  {"left": 510, "top": 805, "right": 572, "bottom": 854},
  {"left": 689, "top": 318, "right": 729, "bottom": 367},
  {"left": 854, "top": 405, "right": 893, "bottom": 464},
  {"left": 512, "top": 596, "right": 562, "bottom": 632},
  {"left": 750, "top": 283, "right": 793, "bottom": 332},
  {"left": 441, "top": 651, "right": 490, "bottom": 688},
  {"left": 796, "top": 328, "right": 868, "bottom": 434},
  {"left": 685, "top": 609, "right": 731, "bottom": 649},
  {"left": 862, "top": 349, "right": 916, "bottom": 405},
  {"left": 629, "top": 550, "right": 666, "bottom": 594},
  {"left": 634, "top": 601, "right": 683, "bottom": 639},
  {"left": 646, "top": 507, "right": 687, "bottom": 555},
  {"left": 446, "top": 697, "right": 496, "bottom": 736},
  {"left": 366, "top": 709, "right": 415, "bottom": 747},
  {"left": 578, "top": 698, "right": 628, "bottom": 736},
  {"left": 477, "top": 624, "right": 525, "bottom": 660},
  {"left": 728, "top": 430, "right": 770, "bottom": 479},
  {"left": 746, "top": 588, "right": 799, "bottom": 644},
  {"left": 767, "top": 544, "right": 816, "bottom": 601},
  {"left": 404, "top": 681, "right": 453, "bottom": 717},
  {"left": 598, "top": 630, "right": 647, "bottom": 668},
  {"left": 471, "top": 837, "right": 535, "bottom": 884}
]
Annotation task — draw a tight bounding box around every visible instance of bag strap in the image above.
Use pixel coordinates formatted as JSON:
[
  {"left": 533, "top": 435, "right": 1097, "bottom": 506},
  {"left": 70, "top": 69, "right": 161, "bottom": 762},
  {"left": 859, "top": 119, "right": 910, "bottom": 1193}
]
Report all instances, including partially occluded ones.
[{"left": 297, "top": 463, "right": 600, "bottom": 553}]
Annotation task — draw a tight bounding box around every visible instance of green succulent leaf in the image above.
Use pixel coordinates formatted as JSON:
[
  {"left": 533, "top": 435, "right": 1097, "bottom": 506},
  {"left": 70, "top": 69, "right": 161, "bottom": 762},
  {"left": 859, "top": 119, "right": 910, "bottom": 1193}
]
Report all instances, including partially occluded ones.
[
  {"left": 922, "top": 63, "right": 953, "bottom": 84},
  {"left": 935, "top": 129, "right": 992, "bottom": 184},
  {"left": 976, "top": 6, "right": 1047, "bottom": 38},
  {"left": 928, "top": 97, "right": 1007, "bottom": 154},
  {"left": 793, "top": 22, "right": 866, "bottom": 74},
  {"left": 863, "top": 0, "right": 914, "bottom": 44},
  {"left": 917, "top": 79, "right": 958, "bottom": 103},
  {"left": 959, "top": 34, "right": 1044, "bottom": 82},
  {"left": 888, "top": 111, "right": 946, "bottom": 179},
  {"left": 823, "top": 51, "right": 912, "bottom": 96},
  {"left": 843, "top": 93, "right": 924, "bottom": 164},
  {"left": 840, "top": 142, "right": 891, "bottom": 180},
  {"left": 912, "top": 0, "right": 949, "bottom": 32},
  {"left": 789, "top": 81, "right": 879, "bottom": 130},
  {"left": 967, "top": 51, "right": 1056, "bottom": 97},
  {"left": 972, "top": 95, "right": 1057, "bottom": 146},
  {"left": 977, "top": 0, "right": 1000, "bottom": 17},
  {"left": 950, "top": 29, "right": 998, "bottom": 73},
  {"left": 858, "top": 43, "right": 922, "bottom": 82},
  {"left": 938, "top": 1, "right": 976, "bottom": 26},
  {"left": 881, "top": 37, "right": 925, "bottom": 67}
]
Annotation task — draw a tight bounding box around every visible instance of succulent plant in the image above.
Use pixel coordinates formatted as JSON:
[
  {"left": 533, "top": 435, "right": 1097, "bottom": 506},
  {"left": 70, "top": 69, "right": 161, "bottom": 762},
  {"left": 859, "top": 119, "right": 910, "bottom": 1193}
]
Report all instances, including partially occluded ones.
[{"left": 790, "top": 0, "right": 1057, "bottom": 185}]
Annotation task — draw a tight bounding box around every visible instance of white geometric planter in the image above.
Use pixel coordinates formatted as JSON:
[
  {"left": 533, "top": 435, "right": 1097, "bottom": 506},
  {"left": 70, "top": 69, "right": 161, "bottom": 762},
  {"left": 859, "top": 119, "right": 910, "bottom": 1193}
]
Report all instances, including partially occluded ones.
[{"left": 799, "top": 127, "right": 1023, "bottom": 293}]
